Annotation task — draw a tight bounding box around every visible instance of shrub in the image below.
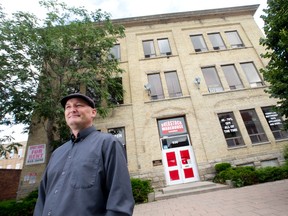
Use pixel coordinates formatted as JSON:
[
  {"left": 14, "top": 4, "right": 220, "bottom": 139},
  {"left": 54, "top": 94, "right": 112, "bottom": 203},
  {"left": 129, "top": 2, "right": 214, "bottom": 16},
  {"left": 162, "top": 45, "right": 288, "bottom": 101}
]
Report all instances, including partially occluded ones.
[
  {"left": 256, "top": 166, "right": 285, "bottom": 183},
  {"left": 213, "top": 166, "right": 258, "bottom": 187},
  {"left": 231, "top": 166, "right": 257, "bottom": 187},
  {"left": 0, "top": 190, "right": 37, "bottom": 216},
  {"left": 131, "top": 178, "right": 153, "bottom": 204},
  {"left": 283, "top": 145, "right": 288, "bottom": 162},
  {"left": 214, "top": 162, "right": 231, "bottom": 174}
]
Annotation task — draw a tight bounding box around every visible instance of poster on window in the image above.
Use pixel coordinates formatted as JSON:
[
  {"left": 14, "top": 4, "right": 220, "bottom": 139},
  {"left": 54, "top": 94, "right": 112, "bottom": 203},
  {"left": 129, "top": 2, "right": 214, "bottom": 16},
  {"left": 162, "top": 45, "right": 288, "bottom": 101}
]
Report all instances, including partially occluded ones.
[
  {"left": 263, "top": 111, "right": 282, "bottom": 126},
  {"left": 26, "top": 144, "right": 46, "bottom": 165},
  {"left": 219, "top": 116, "right": 238, "bottom": 134},
  {"left": 158, "top": 117, "right": 187, "bottom": 137}
]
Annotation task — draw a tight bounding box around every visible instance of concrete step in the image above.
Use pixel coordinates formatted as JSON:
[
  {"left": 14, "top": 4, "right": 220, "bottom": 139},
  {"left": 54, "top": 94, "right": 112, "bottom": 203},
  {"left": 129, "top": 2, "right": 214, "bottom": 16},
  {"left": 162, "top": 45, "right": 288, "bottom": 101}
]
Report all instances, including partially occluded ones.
[{"left": 154, "top": 181, "right": 229, "bottom": 201}]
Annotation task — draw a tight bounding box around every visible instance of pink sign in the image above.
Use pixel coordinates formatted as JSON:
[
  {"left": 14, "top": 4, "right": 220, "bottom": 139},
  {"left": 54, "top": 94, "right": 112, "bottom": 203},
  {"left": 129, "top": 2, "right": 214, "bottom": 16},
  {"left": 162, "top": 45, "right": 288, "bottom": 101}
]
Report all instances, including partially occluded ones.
[{"left": 26, "top": 144, "right": 46, "bottom": 165}]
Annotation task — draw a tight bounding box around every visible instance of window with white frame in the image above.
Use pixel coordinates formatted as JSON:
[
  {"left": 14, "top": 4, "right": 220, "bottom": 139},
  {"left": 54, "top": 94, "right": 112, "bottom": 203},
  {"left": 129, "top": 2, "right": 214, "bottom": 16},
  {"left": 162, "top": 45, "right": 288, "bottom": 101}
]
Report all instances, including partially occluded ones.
[
  {"left": 108, "top": 44, "right": 121, "bottom": 60},
  {"left": 164, "top": 71, "right": 182, "bottom": 98},
  {"left": 218, "top": 112, "right": 244, "bottom": 148},
  {"left": 240, "top": 62, "right": 263, "bottom": 87},
  {"left": 221, "top": 64, "right": 244, "bottom": 90},
  {"left": 142, "top": 40, "right": 156, "bottom": 58},
  {"left": 240, "top": 109, "right": 268, "bottom": 144},
  {"left": 190, "top": 34, "right": 208, "bottom": 52},
  {"left": 147, "top": 73, "right": 164, "bottom": 100},
  {"left": 208, "top": 33, "right": 226, "bottom": 50},
  {"left": 157, "top": 38, "right": 172, "bottom": 56},
  {"left": 225, "top": 31, "right": 244, "bottom": 48},
  {"left": 201, "top": 67, "right": 224, "bottom": 93},
  {"left": 261, "top": 106, "right": 288, "bottom": 140}
]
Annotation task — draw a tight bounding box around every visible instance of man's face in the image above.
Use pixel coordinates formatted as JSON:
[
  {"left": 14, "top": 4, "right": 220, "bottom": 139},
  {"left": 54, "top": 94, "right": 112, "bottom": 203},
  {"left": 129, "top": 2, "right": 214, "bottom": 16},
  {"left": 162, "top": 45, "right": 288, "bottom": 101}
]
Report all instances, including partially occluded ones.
[{"left": 64, "top": 97, "right": 97, "bottom": 131}]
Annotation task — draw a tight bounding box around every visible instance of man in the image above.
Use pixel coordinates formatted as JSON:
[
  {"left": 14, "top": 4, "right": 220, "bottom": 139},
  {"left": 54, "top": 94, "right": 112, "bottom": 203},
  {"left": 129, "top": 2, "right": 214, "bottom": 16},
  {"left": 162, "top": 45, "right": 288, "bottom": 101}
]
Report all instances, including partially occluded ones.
[{"left": 34, "top": 93, "right": 135, "bottom": 216}]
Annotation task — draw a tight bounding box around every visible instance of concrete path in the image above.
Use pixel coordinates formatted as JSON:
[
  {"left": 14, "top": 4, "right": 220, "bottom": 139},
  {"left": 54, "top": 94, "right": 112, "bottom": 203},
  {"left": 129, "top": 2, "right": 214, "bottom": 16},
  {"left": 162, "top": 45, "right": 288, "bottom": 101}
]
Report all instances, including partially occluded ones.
[{"left": 133, "top": 179, "right": 288, "bottom": 216}]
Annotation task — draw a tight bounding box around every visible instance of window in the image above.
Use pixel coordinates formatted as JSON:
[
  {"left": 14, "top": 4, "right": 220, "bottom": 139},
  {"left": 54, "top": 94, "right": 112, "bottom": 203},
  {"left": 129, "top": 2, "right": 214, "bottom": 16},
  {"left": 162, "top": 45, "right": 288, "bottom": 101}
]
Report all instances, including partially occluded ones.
[
  {"left": 190, "top": 35, "right": 208, "bottom": 52},
  {"left": 143, "top": 40, "right": 156, "bottom": 58},
  {"left": 240, "top": 62, "right": 263, "bottom": 87},
  {"left": 67, "top": 83, "right": 80, "bottom": 94},
  {"left": 225, "top": 31, "right": 244, "bottom": 48},
  {"left": 201, "top": 67, "right": 223, "bottom": 93},
  {"left": 165, "top": 71, "right": 182, "bottom": 98},
  {"left": 86, "top": 81, "right": 102, "bottom": 108},
  {"left": 221, "top": 65, "right": 243, "bottom": 90},
  {"left": 108, "top": 77, "right": 124, "bottom": 105},
  {"left": 108, "top": 127, "right": 127, "bottom": 161},
  {"left": 218, "top": 112, "right": 244, "bottom": 147},
  {"left": 240, "top": 109, "right": 268, "bottom": 144},
  {"left": 262, "top": 106, "right": 288, "bottom": 140},
  {"left": 157, "top": 38, "right": 172, "bottom": 56},
  {"left": 208, "top": 33, "right": 226, "bottom": 50},
  {"left": 69, "top": 48, "right": 83, "bottom": 65},
  {"left": 108, "top": 44, "right": 120, "bottom": 60},
  {"left": 147, "top": 73, "right": 164, "bottom": 100},
  {"left": 18, "top": 148, "right": 23, "bottom": 158}
]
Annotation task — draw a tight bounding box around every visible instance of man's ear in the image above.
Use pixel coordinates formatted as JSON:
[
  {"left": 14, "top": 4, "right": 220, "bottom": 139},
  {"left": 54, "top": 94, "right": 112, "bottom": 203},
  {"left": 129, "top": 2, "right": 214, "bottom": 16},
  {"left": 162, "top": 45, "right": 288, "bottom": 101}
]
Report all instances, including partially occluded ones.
[{"left": 91, "top": 108, "right": 97, "bottom": 118}]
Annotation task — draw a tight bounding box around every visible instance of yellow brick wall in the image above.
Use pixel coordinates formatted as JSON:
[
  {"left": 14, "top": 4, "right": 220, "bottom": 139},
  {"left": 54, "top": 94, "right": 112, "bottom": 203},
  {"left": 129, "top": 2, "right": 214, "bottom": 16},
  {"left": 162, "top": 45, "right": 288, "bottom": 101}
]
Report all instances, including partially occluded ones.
[{"left": 17, "top": 5, "right": 288, "bottom": 198}]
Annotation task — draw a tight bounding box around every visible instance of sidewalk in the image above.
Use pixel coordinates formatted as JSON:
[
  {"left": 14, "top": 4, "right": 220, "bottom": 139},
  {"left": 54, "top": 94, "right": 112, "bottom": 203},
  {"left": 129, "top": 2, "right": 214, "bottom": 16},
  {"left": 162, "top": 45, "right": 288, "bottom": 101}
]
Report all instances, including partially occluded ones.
[{"left": 133, "top": 179, "right": 288, "bottom": 216}]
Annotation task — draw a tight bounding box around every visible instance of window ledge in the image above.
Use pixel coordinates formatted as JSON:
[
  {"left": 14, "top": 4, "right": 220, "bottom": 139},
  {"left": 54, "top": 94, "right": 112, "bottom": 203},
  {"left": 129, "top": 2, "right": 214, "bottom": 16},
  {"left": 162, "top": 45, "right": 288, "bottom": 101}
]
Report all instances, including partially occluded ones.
[
  {"left": 202, "top": 85, "right": 267, "bottom": 96},
  {"left": 140, "top": 54, "right": 175, "bottom": 61},
  {"left": 251, "top": 141, "right": 271, "bottom": 146},
  {"left": 275, "top": 138, "right": 288, "bottom": 143},
  {"left": 144, "top": 95, "right": 190, "bottom": 104},
  {"left": 227, "top": 145, "right": 247, "bottom": 150}
]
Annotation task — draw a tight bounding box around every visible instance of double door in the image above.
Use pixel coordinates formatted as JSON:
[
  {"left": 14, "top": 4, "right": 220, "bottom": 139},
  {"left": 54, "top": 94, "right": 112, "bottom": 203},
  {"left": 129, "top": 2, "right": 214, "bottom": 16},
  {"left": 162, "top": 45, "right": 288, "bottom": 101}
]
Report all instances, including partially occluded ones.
[{"left": 161, "top": 135, "right": 199, "bottom": 185}]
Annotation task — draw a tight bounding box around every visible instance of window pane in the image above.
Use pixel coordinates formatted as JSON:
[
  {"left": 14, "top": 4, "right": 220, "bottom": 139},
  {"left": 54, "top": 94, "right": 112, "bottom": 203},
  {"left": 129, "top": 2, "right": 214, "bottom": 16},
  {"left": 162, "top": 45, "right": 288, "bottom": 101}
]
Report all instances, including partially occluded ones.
[
  {"left": 148, "top": 73, "right": 164, "bottom": 100},
  {"left": 158, "top": 38, "right": 172, "bottom": 55},
  {"left": 143, "top": 40, "right": 156, "bottom": 58},
  {"left": 262, "top": 106, "right": 288, "bottom": 140},
  {"left": 218, "top": 112, "right": 244, "bottom": 147},
  {"left": 240, "top": 109, "right": 268, "bottom": 144},
  {"left": 190, "top": 35, "right": 208, "bottom": 52},
  {"left": 221, "top": 65, "right": 243, "bottom": 90},
  {"left": 225, "top": 31, "right": 244, "bottom": 48},
  {"left": 201, "top": 67, "right": 223, "bottom": 93},
  {"left": 165, "top": 71, "right": 182, "bottom": 98},
  {"left": 108, "top": 127, "right": 127, "bottom": 161},
  {"left": 208, "top": 33, "right": 226, "bottom": 50},
  {"left": 86, "top": 81, "right": 102, "bottom": 108},
  {"left": 240, "top": 62, "right": 263, "bottom": 87},
  {"left": 109, "top": 44, "right": 120, "bottom": 60},
  {"left": 108, "top": 77, "right": 123, "bottom": 105}
]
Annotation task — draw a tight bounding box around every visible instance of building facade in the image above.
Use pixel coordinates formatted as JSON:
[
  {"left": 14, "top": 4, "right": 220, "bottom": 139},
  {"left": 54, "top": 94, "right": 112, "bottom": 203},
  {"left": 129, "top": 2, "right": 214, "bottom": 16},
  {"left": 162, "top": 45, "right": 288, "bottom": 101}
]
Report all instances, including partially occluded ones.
[
  {"left": 0, "top": 141, "right": 27, "bottom": 169},
  {"left": 17, "top": 4, "right": 288, "bottom": 198}
]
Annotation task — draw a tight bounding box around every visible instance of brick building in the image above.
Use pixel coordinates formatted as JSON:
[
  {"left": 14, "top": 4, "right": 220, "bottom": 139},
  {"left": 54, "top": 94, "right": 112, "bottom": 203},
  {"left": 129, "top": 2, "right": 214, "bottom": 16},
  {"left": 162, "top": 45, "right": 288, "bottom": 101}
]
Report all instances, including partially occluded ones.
[{"left": 17, "top": 4, "right": 288, "bottom": 198}]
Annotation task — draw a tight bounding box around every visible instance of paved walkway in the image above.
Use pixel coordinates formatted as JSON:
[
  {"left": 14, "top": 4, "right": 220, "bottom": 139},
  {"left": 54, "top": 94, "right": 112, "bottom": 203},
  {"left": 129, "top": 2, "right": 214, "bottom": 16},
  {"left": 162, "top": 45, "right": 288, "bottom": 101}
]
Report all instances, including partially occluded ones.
[{"left": 133, "top": 179, "right": 288, "bottom": 216}]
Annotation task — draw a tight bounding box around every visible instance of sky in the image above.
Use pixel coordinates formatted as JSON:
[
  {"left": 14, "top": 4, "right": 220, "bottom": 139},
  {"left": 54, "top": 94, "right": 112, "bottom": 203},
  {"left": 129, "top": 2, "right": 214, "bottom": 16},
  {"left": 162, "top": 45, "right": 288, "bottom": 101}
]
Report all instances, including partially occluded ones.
[{"left": 0, "top": 0, "right": 267, "bottom": 142}]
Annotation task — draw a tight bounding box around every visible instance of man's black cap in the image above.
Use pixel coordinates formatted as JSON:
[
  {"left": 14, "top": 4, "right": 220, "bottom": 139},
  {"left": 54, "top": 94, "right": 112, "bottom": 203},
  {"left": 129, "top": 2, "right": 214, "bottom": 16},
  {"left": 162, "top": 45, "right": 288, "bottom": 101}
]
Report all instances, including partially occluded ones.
[{"left": 60, "top": 93, "right": 95, "bottom": 108}]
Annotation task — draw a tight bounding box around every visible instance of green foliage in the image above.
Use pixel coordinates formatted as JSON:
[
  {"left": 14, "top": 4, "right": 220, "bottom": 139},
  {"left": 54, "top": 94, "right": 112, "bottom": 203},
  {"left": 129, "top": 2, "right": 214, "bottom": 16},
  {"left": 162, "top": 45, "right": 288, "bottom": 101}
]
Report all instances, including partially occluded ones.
[
  {"left": 214, "top": 163, "right": 288, "bottom": 188},
  {"left": 213, "top": 166, "right": 257, "bottom": 187},
  {"left": 0, "top": 190, "right": 37, "bottom": 216},
  {"left": 131, "top": 178, "right": 154, "bottom": 204},
  {"left": 256, "top": 166, "right": 287, "bottom": 183},
  {"left": 214, "top": 162, "right": 232, "bottom": 174},
  {"left": 0, "top": 0, "right": 125, "bottom": 149},
  {"left": 259, "top": 0, "right": 288, "bottom": 129}
]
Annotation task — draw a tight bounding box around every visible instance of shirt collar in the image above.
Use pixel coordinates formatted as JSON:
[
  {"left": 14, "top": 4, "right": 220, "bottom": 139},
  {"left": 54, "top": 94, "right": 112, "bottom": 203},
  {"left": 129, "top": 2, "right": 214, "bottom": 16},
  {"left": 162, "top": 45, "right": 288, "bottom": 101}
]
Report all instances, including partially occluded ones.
[{"left": 70, "top": 126, "right": 96, "bottom": 143}]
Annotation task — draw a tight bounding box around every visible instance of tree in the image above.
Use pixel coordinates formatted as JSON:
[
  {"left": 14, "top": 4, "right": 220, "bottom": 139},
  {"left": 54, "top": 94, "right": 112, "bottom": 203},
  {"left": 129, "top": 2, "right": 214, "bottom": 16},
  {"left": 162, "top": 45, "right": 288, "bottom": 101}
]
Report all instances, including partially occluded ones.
[
  {"left": 260, "top": 0, "right": 288, "bottom": 128},
  {"left": 0, "top": 0, "right": 125, "bottom": 155}
]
